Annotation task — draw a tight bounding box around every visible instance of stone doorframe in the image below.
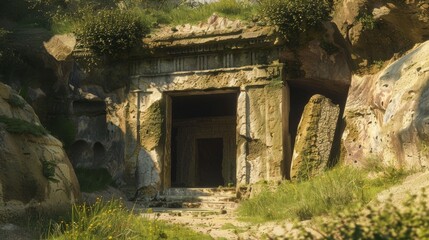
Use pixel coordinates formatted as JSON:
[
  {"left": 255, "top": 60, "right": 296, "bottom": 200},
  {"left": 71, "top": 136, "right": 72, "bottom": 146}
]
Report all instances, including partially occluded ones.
[
  {"left": 160, "top": 81, "right": 286, "bottom": 190},
  {"left": 161, "top": 88, "right": 240, "bottom": 190}
]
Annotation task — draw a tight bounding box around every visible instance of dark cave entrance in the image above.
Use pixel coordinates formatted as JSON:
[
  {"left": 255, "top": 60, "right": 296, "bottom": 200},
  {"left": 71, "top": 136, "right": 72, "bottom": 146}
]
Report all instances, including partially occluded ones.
[
  {"left": 168, "top": 90, "right": 238, "bottom": 188},
  {"left": 286, "top": 81, "right": 348, "bottom": 179}
]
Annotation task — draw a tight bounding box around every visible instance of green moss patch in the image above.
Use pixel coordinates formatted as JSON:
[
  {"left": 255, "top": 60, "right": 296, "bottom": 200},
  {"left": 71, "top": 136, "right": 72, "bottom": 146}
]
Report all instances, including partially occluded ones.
[
  {"left": 0, "top": 115, "right": 49, "bottom": 136},
  {"left": 6, "top": 93, "right": 27, "bottom": 108}
]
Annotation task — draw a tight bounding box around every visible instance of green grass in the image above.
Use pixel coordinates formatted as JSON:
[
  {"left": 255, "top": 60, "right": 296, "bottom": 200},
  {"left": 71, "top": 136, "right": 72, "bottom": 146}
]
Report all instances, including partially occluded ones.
[
  {"left": 51, "top": 0, "right": 256, "bottom": 34},
  {"left": 238, "top": 165, "right": 409, "bottom": 222},
  {"left": 157, "top": 0, "right": 255, "bottom": 26},
  {"left": 288, "top": 190, "right": 429, "bottom": 239},
  {"left": 0, "top": 115, "right": 49, "bottom": 136},
  {"left": 128, "top": 0, "right": 256, "bottom": 27},
  {"left": 74, "top": 168, "right": 114, "bottom": 193},
  {"left": 46, "top": 199, "right": 212, "bottom": 240}
]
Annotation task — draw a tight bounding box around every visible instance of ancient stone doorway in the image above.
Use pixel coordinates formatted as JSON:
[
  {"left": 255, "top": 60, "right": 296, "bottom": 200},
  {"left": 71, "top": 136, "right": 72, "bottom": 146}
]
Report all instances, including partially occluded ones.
[{"left": 167, "top": 90, "right": 238, "bottom": 188}]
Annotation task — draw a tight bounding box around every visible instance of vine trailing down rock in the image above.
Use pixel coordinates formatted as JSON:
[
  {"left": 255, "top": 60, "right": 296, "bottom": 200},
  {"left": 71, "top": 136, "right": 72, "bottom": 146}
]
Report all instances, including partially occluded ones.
[
  {"left": 342, "top": 40, "right": 429, "bottom": 169},
  {"left": 0, "top": 82, "right": 80, "bottom": 223}
]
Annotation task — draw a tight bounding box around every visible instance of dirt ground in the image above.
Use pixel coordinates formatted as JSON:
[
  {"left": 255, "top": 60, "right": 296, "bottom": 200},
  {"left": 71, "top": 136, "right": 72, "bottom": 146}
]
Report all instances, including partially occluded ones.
[{"left": 142, "top": 207, "right": 296, "bottom": 240}]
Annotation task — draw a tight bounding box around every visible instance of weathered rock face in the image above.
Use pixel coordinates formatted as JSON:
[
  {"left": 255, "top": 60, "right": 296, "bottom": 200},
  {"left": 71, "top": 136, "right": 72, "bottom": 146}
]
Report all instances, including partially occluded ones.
[
  {"left": 333, "top": 0, "right": 429, "bottom": 69},
  {"left": 40, "top": 33, "right": 129, "bottom": 185},
  {"left": 0, "top": 83, "right": 80, "bottom": 222},
  {"left": 342, "top": 41, "right": 429, "bottom": 168},
  {"left": 290, "top": 94, "right": 340, "bottom": 181},
  {"left": 283, "top": 22, "right": 352, "bottom": 97}
]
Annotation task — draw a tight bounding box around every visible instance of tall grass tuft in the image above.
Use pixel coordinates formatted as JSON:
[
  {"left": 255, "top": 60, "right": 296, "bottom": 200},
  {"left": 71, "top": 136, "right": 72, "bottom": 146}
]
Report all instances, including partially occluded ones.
[
  {"left": 47, "top": 198, "right": 211, "bottom": 239},
  {"left": 238, "top": 165, "right": 409, "bottom": 222}
]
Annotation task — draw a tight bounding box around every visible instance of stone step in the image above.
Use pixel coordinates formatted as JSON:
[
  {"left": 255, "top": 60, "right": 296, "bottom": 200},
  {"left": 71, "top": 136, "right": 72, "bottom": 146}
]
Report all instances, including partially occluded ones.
[
  {"left": 197, "top": 201, "right": 238, "bottom": 210},
  {"left": 146, "top": 200, "right": 238, "bottom": 210},
  {"left": 162, "top": 195, "right": 236, "bottom": 202},
  {"left": 142, "top": 188, "right": 238, "bottom": 211},
  {"left": 143, "top": 188, "right": 237, "bottom": 211},
  {"left": 163, "top": 187, "right": 236, "bottom": 197}
]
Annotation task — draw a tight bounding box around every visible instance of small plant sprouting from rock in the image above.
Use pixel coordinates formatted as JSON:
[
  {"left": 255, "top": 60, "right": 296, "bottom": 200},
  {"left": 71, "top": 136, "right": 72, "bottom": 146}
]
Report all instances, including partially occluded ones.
[
  {"left": 42, "top": 159, "right": 59, "bottom": 183},
  {"left": 356, "top": 9, "right": 376, "bottom": 30},
  {"left": 372, "top": 59, "right": 385, "bottom": 70}
]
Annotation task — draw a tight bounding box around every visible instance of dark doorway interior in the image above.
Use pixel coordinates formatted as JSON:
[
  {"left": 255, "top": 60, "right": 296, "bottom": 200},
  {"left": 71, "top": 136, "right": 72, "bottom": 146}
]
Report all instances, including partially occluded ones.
[
  {"left": 172, "top": 93, "right": 237, "bottom": 119},
  {"left": 289, "top": 88, "right": 316, "bottom": 154},
  {"left": 196, "top": 138, "right": 224, "bottom": 187},
  {"left": 93, "top": 142, "right": 106, "bottom": 167},
  {"left": 170, "top": 91, "right": 237, "bottom": 187}
]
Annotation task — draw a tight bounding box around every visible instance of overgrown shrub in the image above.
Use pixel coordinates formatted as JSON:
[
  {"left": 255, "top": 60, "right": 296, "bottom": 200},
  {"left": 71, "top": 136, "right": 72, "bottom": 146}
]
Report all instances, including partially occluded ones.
[
  {"left": 258, "top": 0, "right": 333, "bottom": 38},
  {"left": 75, "top": 9, "right": 149, "bottom": 57},
  {"left": 288, "top": 190, "right": 429, "bottom": 239}
]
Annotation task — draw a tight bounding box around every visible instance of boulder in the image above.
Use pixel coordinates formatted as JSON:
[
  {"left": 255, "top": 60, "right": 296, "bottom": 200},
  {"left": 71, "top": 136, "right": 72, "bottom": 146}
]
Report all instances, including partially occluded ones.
[
  {"left": 332, "top": 0, "right": 429, "bottom": 69},
  {"left": 342, "top": 41, "right": 429, "bottom": 168},
  {"left": 0, "top": 83, "right": 80, "bottom": 222},
  {"left": 43, "top": 34, "right": 76, "bottom": 61},
  {"left": 290, "top": 94, "right": 340, "bottom": 181}
]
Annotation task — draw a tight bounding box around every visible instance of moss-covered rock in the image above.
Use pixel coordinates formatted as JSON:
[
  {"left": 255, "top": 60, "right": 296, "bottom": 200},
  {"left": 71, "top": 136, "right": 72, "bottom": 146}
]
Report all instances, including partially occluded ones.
[
  {"left": 0, "top": 82, "right": 80, "bottom": 223},
  {"left": 290, "top": 94, "right": 340, "bottom": 181}
]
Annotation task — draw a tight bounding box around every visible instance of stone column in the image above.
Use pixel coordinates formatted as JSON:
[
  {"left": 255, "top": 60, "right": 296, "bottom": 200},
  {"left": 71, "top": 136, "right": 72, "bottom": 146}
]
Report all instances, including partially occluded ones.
[
  {"left": 236, "top": 83, "right": 285, "bottom": 184},
  {"left": 236, "top": 87, "right": 248, "bottom": 185},
  {"left": 264, "top": 83, "right": 284, "bottom": 181}
]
